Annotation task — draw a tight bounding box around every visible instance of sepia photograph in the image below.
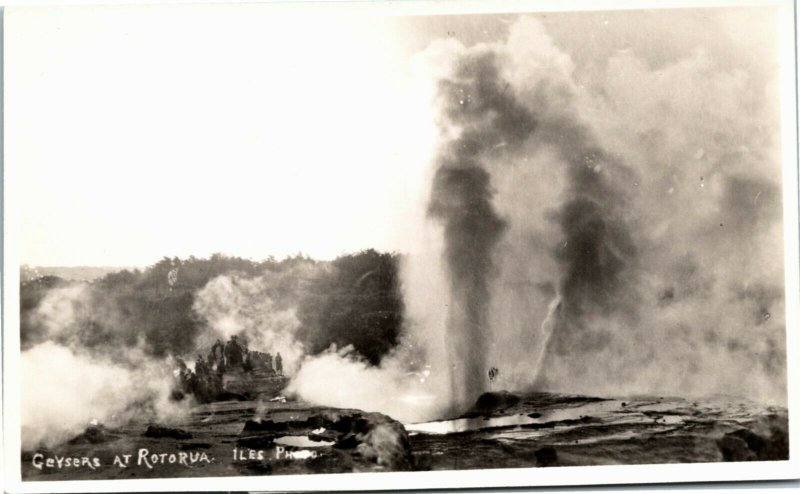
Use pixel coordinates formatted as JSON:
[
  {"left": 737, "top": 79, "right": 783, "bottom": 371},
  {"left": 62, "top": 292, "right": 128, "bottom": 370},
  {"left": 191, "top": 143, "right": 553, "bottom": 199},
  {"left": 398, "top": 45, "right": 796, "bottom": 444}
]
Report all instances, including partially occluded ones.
[{"left": 3, "top": 0, "right": 798, "bottom": 491}]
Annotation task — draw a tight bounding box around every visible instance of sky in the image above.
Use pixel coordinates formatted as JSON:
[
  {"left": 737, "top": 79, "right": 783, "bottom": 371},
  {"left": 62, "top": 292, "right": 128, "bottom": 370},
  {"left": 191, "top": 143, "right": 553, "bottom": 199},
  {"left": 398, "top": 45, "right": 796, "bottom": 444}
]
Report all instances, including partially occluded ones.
[{"left": 5, "top": 3, "right": 786, "bottom": 267}]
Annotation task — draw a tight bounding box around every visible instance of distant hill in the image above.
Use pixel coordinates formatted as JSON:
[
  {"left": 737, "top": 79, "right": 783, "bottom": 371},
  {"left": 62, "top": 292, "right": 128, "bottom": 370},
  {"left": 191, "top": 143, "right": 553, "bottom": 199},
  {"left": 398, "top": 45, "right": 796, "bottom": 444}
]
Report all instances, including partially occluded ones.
[{"left": 20, "top": 265, "right": 134, "bottom": 282}]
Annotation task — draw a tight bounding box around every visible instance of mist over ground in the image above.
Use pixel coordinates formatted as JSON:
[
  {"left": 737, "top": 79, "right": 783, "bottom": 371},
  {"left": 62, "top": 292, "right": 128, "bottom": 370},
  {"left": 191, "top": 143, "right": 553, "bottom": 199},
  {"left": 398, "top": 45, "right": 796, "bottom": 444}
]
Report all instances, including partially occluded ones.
[{"left": 19, "top": 251, "right": 405, "bottom": 447}]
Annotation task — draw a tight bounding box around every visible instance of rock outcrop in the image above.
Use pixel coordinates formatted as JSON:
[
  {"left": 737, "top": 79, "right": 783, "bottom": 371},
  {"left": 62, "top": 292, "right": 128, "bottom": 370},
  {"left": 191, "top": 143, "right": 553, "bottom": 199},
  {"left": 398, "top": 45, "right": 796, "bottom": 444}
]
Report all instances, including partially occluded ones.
[
  {"left": 143, "top": 425, "right": 193, "bottom": 440},
  {"left": 239, "top": 407, "right": 413, "bottom": 471},
  {"left": 68, "top": 425, "right": 117, "bottom": 445},
  {"left": 467, "top": 391, "right": 521, "bottom": 416},
  {"left": 716, "top": 415, "right": 789, "bottom": 461}
]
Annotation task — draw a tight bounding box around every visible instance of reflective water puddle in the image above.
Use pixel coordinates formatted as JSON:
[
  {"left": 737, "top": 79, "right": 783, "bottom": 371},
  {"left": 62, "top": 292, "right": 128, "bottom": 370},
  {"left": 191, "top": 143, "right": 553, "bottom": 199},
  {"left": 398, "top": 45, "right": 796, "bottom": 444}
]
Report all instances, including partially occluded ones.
[{"left": 274, "top": 435, "right": 335, "bottom": 448}]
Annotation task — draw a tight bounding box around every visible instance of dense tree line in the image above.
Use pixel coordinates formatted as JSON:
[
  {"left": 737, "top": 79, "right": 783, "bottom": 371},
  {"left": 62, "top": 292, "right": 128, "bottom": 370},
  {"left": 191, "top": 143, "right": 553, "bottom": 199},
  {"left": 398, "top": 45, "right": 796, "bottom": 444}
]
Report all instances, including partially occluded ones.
[{"left": 20, "top": 250, "right": 404, "bottom": 364}]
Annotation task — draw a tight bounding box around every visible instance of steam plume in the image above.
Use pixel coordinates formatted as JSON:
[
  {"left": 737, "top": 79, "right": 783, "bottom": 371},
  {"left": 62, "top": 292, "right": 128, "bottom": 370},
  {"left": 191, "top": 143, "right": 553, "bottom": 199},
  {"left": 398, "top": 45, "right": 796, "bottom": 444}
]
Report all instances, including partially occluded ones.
[
  {"left": 427, "top": 51, "right": 537, "bottom": 408},
  {"left": 422, "top": 28, "right": 636, "bottom": 408},
  {"left": 192, "top": 273, "right": 307, "bottom": 374},
  {"left": 405, "top": 15, "right": 786, "bottom": 409},
  {"left": 21, "top": 285, "right": 190, "bottom": 451}
]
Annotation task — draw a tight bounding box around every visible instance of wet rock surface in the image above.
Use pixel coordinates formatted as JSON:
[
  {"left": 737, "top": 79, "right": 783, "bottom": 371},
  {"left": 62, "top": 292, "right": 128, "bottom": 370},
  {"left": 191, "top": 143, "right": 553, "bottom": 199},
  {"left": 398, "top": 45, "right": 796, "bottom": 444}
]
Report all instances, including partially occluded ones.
[
  {"left": 22, "top": 399, "right": 413, "bottom": 480},
  {"left": 407, "top": 391, "right": 789, "bottom": 471},
  {"left": 534, "top": 446, "right": 558, "bottom": 467},
  {"left": 21, "top": 391, "right": 788, "bottom": 479},
  {"left": 238, "top": 407, "right": 413, "bottom": 471},
  {"left": 468, "top": 391, "right": 521, "bottom": 416},
  {"left": 143, "top": 425, "right": 193, "bottom": 440},
  {"left": 716, "top": 415, "right": 789, "bottom": 461}
]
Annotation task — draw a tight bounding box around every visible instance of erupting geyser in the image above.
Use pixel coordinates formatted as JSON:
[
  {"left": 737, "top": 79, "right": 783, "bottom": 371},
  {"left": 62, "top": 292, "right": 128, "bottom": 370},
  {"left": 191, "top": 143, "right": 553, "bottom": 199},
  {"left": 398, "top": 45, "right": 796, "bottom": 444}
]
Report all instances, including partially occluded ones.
[
  {"left": 412, "top": 15, "right": 785, "bottom": 411},
  {"left": 427, "top": 51, "right": 537, "bottom": 409},
  {"left": 423, "top": 44, "right": 633, "bottom": 411}
]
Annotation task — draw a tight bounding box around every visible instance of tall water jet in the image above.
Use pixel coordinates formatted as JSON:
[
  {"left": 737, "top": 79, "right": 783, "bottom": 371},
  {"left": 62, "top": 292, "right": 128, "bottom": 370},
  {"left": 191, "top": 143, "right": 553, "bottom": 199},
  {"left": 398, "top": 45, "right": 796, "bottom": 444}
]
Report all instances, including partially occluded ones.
[
  {"left": 409, "top": 14, "right": 784, "bottom": 411},
  {"left": 426, "top": 51, "right": 537, "bottom": 410},
  {"left": 532, "top": 295, "right": 561, "bottom": 383}
]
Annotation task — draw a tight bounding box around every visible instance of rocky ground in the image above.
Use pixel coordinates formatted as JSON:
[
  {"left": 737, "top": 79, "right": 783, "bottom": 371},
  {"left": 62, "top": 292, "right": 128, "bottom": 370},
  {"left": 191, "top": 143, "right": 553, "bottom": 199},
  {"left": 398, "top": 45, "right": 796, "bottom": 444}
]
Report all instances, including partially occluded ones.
[
  {"left": 21, "top": 388, "right": 788, "bottom": 480},
  {"left": 22, "top": 398, "right": 413, "bottom": 480},
  {"left": 408, "top": 391, "right": 789, "bottom": 470}
]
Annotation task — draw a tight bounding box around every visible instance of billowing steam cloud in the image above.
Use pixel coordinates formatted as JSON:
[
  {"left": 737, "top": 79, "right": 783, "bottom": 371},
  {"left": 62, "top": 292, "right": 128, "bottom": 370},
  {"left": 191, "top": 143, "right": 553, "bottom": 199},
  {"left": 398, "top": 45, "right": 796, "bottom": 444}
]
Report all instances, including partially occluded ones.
[
  {"left": 22, "top": 342, "right": 186, "bottom": 450},
  {"left": 20, "top": 261, "right": 324, "bottom": 449},
  {"left": 403, "top": 14, "right": 786, "bottom": 411},
  {"left": 289, "top": 344, "right": 445, "bottom": 423},
  {"left": 293, "top": 15, "right": 786, "bottom": 418},
  {"left": 192, "top": 271, "right": 308, "bottom": 374},
  {"left": 405, "top": 19, "right": 639, "bottom": 412},
  {"left": 21, "top": 285, "right": 189, "bottom": 450}
]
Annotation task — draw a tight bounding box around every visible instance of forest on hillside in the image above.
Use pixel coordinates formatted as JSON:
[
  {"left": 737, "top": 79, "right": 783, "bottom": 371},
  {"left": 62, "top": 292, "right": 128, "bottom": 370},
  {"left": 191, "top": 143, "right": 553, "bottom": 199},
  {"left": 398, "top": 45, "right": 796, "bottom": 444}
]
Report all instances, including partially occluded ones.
[{"left": 20, "top": 250, "right": 404, "bottom": 364}]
